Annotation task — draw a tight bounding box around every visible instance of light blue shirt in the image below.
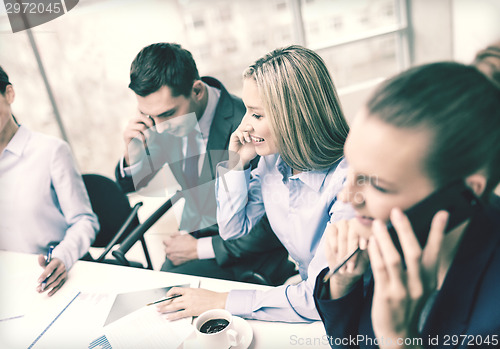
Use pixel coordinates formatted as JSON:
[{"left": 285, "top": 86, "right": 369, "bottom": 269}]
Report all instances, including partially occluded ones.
[
  {"left": 0, "top": 126, "right": 99, "bottom": 270},
  {"left": 216, "top": 154, "right": 353, "bottom": 322}
]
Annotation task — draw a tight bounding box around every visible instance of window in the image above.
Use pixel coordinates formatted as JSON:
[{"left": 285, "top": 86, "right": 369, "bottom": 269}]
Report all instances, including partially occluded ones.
[
  {"left": 191, "top": 13, "right": 205, "bottom": 29},
  {"left": 299, "top": 0, "right": 409, "bottom": 88},
  {"left": 331, "top": 16, "right": 343, "bottom": 31},
  {"left": 1, "top": 0, "right": 410, "bottom": 176},
  {"left": 276, "top": 1, "right": 287, "bottom": 11},
  {"left": 217, "top": 6, "right": 232, "bottom": 22}
]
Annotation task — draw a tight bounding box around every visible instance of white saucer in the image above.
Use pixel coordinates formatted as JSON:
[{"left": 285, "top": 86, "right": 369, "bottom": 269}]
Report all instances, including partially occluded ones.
[
  {"left": 182, "top": 316, "right": 253, "bottom": 349},
  {"left": 231, "top": 316, "right": 253, "bottom": 349}
]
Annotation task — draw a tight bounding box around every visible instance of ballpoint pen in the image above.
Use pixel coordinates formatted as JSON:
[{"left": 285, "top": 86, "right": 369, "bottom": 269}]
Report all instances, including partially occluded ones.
[
  {"left": 40, "top": 245, "right": 54, "bottom": 291},
  {"left": 146, "top": 294, "right": 182, "bottom": 306},
  {"left": 143, "top": 115, "right": 155, "bottom": 172},
  {"left": 322, "top": 247, "right": 361, "bottom": 283}
]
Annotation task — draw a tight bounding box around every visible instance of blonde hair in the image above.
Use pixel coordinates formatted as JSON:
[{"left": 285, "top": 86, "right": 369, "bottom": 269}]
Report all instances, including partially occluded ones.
[{"left": 243, "top": 45, "right": 349, "bottom": 171}]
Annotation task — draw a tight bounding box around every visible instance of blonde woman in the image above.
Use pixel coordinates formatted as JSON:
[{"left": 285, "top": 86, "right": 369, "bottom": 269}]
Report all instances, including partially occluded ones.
[{"left": 157, "top": 45, "right": 353, "bottom": 322}]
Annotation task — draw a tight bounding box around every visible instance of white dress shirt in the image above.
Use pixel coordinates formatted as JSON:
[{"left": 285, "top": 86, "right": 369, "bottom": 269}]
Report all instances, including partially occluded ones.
[
  {"left": 216, "top": 154, "right": 354, "bottom": 322},
  {"left": 0, "top": 126, "right": 99, "bottom": 270}
]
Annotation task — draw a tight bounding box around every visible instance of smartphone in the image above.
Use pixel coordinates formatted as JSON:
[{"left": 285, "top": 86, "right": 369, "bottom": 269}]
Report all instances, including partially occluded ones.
[{"left": 386, "top": 180, "right": 480, "bottom": 260}]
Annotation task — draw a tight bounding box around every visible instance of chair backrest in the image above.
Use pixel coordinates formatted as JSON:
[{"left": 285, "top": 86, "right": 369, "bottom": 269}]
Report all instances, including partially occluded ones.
[{"left": 82, "top": 174, "right": 140, "bottom": 248}]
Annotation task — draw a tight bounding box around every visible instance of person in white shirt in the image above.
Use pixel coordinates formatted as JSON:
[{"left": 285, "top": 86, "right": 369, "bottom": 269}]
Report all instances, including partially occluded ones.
[{"left": 0, "top": 66, "right": 99, "bottom": 296}]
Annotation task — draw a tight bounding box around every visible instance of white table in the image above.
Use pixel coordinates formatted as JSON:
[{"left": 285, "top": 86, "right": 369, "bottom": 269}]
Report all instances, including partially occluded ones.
[{"left": 0, "top": 251, "right": 330, "bottom": 349}]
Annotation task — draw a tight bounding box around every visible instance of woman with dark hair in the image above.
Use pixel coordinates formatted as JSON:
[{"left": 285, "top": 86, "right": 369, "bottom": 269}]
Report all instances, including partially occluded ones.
[
  {"left": 314, "top": 62, "right": 500, "bottom": 348},
  {"left": 0, "top": 66, "right": 99, "bottom": 296}
]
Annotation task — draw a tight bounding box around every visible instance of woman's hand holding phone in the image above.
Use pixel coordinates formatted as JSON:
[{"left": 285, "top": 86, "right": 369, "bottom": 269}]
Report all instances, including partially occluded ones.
[
  {"left": 368, "top": 208, "right": 448, "bottom": 348},
  {"left": 228, "top": 122, "right": 258, "bottom": 170},
  {"left": 324, "top": 219, "right": 370, "bottom": 299}
]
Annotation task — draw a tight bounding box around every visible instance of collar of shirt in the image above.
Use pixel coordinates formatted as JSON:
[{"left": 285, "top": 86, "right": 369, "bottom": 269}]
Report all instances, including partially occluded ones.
[
  {"left": 196, "top": 82, "right": 220, "bottom": 142},
  {"left": 3, "top": 125, "right": 30, "bottom": 157},
  {"left": 276, "top": 155, "right": 334, "bottom": 193},
  {"left": 181, "top": 83, "right": 221, "bottom": 172}
]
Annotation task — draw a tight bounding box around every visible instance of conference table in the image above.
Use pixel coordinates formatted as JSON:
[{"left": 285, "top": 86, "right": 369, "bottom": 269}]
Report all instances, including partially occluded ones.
[{"left": 0, "top": 251, "right": 330, "bottom": 349}]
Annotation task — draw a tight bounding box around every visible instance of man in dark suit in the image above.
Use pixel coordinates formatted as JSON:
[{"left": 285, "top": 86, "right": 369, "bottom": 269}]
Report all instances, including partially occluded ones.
[{"left": 115, "top": 43, "right": 296, "bottom": 284}]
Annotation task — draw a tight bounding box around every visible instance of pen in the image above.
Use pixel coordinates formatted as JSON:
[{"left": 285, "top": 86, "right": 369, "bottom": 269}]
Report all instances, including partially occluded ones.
[
  {"left": 41, "top": 245, "right": 54, "bottom": 291},
  {"left": 322, "top": 247, "right": 360, "bottom": 283},
  {"left": 146, "top": 294, "right": 182, "bottom": 306},
  {"left": 143, "top": 115, "right": 155, "bottom": 171}
]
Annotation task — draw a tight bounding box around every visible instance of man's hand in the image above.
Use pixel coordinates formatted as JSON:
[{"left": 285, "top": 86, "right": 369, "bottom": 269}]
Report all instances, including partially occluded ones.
[
  {"left": 36, "top": 255, "right": 67, "bottom": 297},
  {"left": 163, "top": 232, "right": 198, "bottom": 266},
  {"left": 123, "top": 114, "right": 156, "bottom": 166}
]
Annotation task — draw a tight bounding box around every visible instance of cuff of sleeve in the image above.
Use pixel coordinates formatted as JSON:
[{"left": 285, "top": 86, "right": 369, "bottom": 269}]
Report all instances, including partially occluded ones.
[
  {"left": 314, "top": 267, "right": 364, "bottom": 305},
  {"left": 121, "top": 157, "right": 142, "bottom": 178},
  {"left": 197, "top": 237, "right": 215, "bottom": 260},
  {"left": 52, "top": 248, "right": 72, "bottom": 271},
  {"left": 119, "top": 157, "right": 127, "bottom": 178},
  {"left": 216, "top": 161, "right": 251, "bottom": 201},
  {"left": 226, "top": 289, "right": 256, "bottom": 319}
]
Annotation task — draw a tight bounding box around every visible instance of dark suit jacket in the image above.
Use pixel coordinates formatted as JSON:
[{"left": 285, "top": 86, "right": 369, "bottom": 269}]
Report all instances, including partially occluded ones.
[
  {"left": 115, "top": 77, "right": 293, "bottom": 282},
  {"left": 314, "top": 195, "right": 500, "bottom": 349}
]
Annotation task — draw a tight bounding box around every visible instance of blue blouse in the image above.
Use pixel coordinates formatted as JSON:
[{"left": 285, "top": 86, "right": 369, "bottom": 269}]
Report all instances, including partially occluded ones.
[{"left": 216, "top": 154, "right": 353, "bottom": 322}]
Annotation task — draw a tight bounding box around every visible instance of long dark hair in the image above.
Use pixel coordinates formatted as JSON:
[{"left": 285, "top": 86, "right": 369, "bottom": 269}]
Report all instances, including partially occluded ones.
[
  {"left": 0, "top": 65, "right": 11, "bottom": 95},
  {"left": 367, "top": 62, "right": 500, "bottom": 197},
  {"left": 0, "top": 65, "right": 18, "bottom": 125}
]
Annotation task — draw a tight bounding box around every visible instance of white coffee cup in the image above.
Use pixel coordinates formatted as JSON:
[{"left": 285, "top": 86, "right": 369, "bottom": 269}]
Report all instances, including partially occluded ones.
[{"left": 194, "top": 309, "right": 240, "bottom": 349}]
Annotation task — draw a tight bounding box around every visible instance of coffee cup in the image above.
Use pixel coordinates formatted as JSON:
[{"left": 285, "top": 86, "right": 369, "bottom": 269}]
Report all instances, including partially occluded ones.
[{"left": 194, "top": 309, "right": 239, "bottom": 349}]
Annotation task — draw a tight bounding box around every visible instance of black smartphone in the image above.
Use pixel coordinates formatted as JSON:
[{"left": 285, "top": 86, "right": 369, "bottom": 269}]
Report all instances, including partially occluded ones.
[{"left": 386, "top": 180, "right": 480, "bottom": 260}]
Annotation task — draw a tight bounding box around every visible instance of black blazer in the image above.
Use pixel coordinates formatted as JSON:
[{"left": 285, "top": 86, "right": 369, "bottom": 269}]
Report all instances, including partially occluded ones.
[
  {"left": 314, "top": 195, "right": 500, "bottom": 349},
  {"left": 115, "top": 77, "right": 290, "bottom": 272}
]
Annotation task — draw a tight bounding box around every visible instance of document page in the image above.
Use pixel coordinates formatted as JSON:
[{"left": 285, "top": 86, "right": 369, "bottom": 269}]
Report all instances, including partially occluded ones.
[
  {"left": 0, "top": 253, "right": 40, "bottom": 321},
  {"left": 101, "top": 305, "right": 194, "bottom": 349}
]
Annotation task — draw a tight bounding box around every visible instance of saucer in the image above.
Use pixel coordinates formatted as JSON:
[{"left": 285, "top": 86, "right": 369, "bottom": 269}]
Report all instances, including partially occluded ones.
[
  {"left": 231, "top": 316, "right": 253, "bottom": 349},
  {"left": 183, "top": 316, "right": 253, "bottom": 349}
]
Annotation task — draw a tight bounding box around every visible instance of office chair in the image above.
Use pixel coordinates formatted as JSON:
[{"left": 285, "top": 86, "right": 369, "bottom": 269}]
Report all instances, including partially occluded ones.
[
  {"left": 111, "top": 191, "right": 299, "bottom": 286},
  {"left": 112, "top": 191, "right": 184, "bottom": 266},
  {"left": 82, "top": 174, "right": 153, "bottom": 269},
  {"left": 238, "top": 253, "right": 298, "bottom": 286}
]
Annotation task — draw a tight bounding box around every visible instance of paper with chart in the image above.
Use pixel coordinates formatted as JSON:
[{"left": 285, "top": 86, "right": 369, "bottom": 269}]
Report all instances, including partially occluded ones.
[
  {"left": 100, "top": 304, "right": 194, "bottom": 349},
  {"left": 0, "top": 290, "right": 116, "bottom": 349}
]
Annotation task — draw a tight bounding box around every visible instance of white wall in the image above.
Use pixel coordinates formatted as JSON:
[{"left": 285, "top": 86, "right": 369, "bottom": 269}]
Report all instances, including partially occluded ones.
[{"left": 452, "top": 0, "right": 500, "bottom": 63}]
